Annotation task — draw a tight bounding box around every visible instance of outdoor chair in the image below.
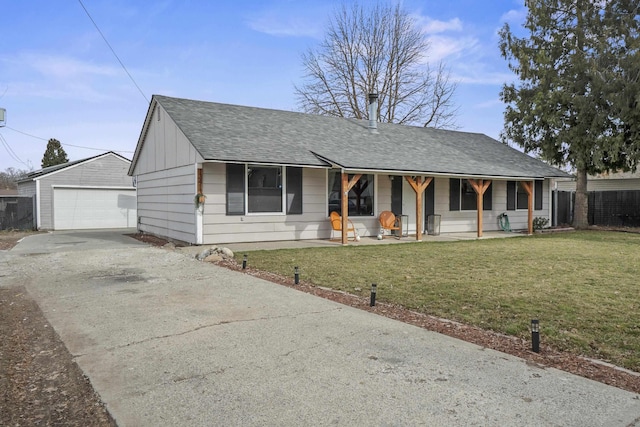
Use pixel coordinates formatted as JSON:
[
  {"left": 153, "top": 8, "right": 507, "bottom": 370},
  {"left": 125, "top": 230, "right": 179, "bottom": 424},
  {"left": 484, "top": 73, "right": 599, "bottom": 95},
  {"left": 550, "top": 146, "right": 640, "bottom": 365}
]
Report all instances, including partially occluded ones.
[
  {"left": 378, "top": 210, "right": 401, "bottom": 238},
  {"left": 330, "top": 211, "right": 357, "bottom": 241}
]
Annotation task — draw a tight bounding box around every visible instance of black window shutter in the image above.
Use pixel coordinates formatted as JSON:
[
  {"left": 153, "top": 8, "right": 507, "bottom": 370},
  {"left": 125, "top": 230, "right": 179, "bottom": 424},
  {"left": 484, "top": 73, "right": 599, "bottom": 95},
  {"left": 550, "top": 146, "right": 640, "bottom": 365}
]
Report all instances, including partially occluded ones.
[
  {"left": 226, "top": 163, "right": 245, "bottom": 215},
  {"left": 286, "top": 167, "right": 303, "bottom": 214},
  {"left": 506, "top": 181, "right": 516, "bottom": 211},
  {"left": 449, "top": 178, "right": 460, "bottom": 211},
  {"left": 535, "top": 180, "right": 543, "bottom": 210},
  {"left": 483, "top": 182, "right": 492, "bottom": 210},
  {"left": 424, "top": 179, "right": 435, "bottom": 216},
  {"left": 391, "top": 176, "right": 403, "bottom": 215}
]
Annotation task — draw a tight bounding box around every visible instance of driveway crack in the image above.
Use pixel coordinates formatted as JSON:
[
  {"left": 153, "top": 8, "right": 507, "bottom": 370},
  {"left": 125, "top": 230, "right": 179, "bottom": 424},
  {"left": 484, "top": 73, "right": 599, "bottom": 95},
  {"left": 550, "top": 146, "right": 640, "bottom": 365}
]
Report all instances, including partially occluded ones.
[{"left": 102, "top": 307, "right": 343, "bottom": 352}]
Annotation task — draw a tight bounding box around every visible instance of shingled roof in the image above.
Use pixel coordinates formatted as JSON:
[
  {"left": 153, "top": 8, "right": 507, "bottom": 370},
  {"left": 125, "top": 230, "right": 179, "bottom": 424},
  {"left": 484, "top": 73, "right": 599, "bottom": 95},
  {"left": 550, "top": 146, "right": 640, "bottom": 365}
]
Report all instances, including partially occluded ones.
[
  {"left": 137, "top": 95, "right": 568, "bottom": 179},
  {"left": 20, "top": 152, "right": 131, "bottom": 181}
]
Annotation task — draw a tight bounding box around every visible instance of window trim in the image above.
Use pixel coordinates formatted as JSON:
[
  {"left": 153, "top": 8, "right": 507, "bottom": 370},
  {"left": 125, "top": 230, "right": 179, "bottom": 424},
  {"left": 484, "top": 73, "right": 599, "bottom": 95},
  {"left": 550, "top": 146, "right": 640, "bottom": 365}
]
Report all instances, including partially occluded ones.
[
  {"left": 247, "top": 164, "right": 285, "bottom": 215},
  {"left": 226, "top": 164, "right": 303, "bottom": 216}
]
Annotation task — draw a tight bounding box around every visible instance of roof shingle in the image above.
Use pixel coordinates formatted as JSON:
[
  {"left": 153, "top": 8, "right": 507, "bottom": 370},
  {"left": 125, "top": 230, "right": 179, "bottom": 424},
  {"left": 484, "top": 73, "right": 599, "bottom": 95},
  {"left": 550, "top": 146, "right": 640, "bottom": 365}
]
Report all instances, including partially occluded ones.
[{"left": 154, "top": 95, "right": 568, "bottom": 179}]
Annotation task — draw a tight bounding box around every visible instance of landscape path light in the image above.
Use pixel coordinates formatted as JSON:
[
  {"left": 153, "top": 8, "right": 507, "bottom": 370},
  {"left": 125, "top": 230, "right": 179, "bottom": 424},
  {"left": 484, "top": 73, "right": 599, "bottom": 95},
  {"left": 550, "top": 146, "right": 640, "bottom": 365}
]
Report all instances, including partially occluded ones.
[
  {"left": 531, "top": 319, "right": 540, "bottom": 353},
  {"left": 370, "top": 283, "right": 377, "bottom": 307}
]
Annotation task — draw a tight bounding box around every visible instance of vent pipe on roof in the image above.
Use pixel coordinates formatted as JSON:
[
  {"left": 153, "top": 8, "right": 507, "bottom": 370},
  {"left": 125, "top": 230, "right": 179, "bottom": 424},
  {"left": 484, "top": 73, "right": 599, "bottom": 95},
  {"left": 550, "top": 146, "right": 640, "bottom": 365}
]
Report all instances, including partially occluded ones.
[{"left": 368, "top": 93, "right": 378, "bottom": 133}]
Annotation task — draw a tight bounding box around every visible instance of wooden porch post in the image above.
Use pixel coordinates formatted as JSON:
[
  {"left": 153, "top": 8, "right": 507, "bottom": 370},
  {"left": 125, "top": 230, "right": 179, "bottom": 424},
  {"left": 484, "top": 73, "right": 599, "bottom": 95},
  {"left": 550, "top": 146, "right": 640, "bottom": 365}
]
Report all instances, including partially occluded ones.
[
  {"left": 521, "top": 181, "right": 534, "bottom": 235},
  {"left": 404, "top": 176, "right": 433, "bottom": 241},
  {"left": 197, "top": 168, "right": 203, "bottom": 194},
  {"left": 468, "top": 179, "right": 492, "bottom": 238},
  {"left": 341, "top": 172, "right": 362, "bottom": 245}
]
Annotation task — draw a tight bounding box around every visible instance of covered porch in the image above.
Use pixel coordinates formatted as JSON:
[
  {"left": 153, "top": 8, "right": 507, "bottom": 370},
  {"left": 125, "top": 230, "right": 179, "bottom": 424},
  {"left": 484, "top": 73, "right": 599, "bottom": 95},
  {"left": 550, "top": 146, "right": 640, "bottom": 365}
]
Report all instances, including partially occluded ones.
[{"left": 332, "top": 171, "right": 537, "bottom": 245}]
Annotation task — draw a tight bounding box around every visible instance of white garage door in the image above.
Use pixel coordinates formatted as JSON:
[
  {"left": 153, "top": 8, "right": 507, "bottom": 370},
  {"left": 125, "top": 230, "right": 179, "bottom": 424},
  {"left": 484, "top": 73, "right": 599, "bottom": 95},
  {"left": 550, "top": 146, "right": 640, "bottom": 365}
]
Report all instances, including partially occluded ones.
[{"left": 53, "top": 187, "right": 137, "bottom": 230}]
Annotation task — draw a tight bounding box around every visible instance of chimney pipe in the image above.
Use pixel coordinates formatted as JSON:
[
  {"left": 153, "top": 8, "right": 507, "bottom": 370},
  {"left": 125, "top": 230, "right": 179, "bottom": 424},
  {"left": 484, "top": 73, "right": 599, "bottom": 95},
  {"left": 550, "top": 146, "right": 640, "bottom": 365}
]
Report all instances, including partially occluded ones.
[{"left": 368, "top": 93, "right": 378, "bottom": 133}]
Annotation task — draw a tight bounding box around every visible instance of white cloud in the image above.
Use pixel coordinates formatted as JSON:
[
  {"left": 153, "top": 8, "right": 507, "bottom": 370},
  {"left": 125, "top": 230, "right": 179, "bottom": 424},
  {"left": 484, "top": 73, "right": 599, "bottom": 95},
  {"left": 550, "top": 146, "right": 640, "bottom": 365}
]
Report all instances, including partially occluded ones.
[
  {"left": 246, "top": 11, "right": 324, "bottom": 38},
  {"left": 420, "top": 17, "right": 463, "bottom": 34},
  {"left": 16, "top": 53, "right": 120, "bottom": 80},
  {"left": 500, "top": 7, "right": 527, "bottom": 24},
  {"left": 247, "top": 1, "right": 329, "bottom": 39},
  {"left": 425, "top": 35, "right": 479, "bottom": 63}
]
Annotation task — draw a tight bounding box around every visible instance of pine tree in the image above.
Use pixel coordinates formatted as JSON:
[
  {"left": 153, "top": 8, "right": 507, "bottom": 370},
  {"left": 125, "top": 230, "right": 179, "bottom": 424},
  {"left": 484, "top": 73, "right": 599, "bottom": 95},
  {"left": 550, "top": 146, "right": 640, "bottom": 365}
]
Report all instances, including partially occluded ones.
[
  {"left": 499, "top": 0, "right": 640, "bottom": 228},
  {"left": 41, "top": 138, "right": 69, "bottom": 168}
]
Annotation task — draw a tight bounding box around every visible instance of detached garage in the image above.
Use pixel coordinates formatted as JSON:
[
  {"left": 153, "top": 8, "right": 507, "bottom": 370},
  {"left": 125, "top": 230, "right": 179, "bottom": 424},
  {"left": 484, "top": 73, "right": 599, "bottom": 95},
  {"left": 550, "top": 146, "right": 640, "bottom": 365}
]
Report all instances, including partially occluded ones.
[
  {"left": 53, "top": 186, "right": 136, "bottom": 229},
  {"left": 18, "top": 152, "right": 136, "bottom": 230}
]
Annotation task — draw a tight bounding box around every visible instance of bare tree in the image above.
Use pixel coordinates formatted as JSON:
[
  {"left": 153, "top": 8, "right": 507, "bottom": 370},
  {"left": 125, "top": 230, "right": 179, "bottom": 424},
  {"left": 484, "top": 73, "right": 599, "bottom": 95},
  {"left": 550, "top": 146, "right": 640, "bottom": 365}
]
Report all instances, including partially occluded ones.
[
  {"left": 0, "top": 167, "right": 29, "bottom": 189},
  {"left": 295, "top": 2, "right": 458, "bottom": 128}
]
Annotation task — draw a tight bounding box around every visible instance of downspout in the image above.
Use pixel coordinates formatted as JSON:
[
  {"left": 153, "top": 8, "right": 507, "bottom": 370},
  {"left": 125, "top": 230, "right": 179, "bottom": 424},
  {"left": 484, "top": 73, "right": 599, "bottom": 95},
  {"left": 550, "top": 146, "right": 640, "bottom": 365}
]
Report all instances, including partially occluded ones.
[
  {"left": 35, "top": 179, "right": 41, "bottom": 229},
  {"left": 552, "top": 180, "right": 557, "bottom": 227},
  {"left": 195, "top": 165, "right": 204, "bottom": 245}
]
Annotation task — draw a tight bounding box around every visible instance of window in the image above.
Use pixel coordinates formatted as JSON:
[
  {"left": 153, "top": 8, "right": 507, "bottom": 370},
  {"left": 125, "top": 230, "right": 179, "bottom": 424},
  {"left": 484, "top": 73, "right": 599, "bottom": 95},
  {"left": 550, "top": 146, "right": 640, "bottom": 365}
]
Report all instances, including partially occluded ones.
[
  {"left": 248, "top": 165, "right": 282, "bottom": 213},
  {"left": 507, "top": 180, "right": 543, "bottom": 210},
  {"left": 449, "top": 178, "right": 492, "bottom": 211},
  {"left": 225, "top": 164, "right": 303, "bottom": 215},
  {"left": 328, "top": 171, "right": 374, "bottom": 216}
]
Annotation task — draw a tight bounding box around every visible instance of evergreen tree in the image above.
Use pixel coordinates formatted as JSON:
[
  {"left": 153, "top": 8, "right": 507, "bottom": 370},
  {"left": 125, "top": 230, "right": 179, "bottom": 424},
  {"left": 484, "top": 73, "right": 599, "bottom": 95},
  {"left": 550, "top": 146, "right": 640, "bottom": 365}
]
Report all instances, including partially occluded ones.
[
  {"left": 41, "top": 138, "right": 69, "bottom": 168},
  {"left": 499, "top": 0, "right": 640, "bottom": 228}
]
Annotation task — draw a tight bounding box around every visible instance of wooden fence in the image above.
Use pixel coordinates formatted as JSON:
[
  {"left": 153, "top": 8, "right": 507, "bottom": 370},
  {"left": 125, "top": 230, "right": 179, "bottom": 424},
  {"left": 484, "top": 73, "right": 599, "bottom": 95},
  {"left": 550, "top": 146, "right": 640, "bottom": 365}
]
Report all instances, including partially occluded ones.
[{"left": 554, "top": 190, "right": 640, "bottom": 227}]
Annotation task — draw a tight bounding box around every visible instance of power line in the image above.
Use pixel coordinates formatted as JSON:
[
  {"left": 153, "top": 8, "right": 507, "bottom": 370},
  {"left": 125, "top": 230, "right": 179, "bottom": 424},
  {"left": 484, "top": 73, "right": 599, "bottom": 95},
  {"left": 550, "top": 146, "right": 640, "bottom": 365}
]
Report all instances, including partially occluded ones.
[
  {"left": 77, "top": 0, "right": 150, "bottom": 104},
  {"left": 0, "top": 132, "right": 30, "bottom": 168},
  {"left": 4, "top": 126, "right": 134, "bottom": 153}
]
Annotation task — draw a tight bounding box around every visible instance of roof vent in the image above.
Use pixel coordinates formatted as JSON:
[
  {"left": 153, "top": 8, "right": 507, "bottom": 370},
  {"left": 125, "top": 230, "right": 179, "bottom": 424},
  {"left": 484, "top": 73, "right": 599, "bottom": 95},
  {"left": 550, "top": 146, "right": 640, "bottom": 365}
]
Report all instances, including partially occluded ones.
[{"left": 368, "top": 93, "right": 378, "bottom": 133}]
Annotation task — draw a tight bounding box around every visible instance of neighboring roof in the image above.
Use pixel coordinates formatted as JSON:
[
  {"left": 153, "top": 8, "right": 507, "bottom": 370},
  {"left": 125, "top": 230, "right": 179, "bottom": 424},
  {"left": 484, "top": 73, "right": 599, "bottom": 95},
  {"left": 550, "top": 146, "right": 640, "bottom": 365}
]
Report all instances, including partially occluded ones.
[
  {"left": 0, "top": 188, "right": 18, "bottom": 196},
  {"left": 591, "top": 170, "right": 640, "bottom": 180},
  {"left": 20, "top": 151, "right": 131, "bottom": 182},
  {"left": 133, "top": 95, "right": 569, "bottom": 179}
]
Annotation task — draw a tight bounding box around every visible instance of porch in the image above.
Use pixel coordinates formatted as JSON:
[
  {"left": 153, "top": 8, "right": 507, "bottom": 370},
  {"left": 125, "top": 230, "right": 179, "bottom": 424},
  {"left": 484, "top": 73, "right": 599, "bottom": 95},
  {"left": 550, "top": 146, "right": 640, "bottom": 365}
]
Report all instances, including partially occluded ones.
[{"left": 185, "top": 230, "right": 525, "bottom": 254}]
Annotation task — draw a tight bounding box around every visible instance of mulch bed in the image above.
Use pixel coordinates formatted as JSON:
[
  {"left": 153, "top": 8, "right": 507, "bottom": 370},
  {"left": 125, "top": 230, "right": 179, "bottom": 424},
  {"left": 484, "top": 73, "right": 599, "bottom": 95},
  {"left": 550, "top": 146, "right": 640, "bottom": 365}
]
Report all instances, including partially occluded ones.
[{"left": 0, "top": 287, "right": 116, "bottom": 427}]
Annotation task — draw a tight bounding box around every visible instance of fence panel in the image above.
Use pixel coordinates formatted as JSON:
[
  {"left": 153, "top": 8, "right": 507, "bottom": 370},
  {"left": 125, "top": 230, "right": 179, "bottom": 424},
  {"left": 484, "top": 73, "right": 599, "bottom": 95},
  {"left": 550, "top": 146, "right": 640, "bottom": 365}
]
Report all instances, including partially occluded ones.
[
  {"left": 553, "top": 190, "right": 573, "bottom": 226},
  {"left": 553, "top": 190, "right": 640, "bottom": 227},
  {"left": 0, "top": 196, "right": 35, "bottom": 230},
  {"left": 588, "top": 190, "right": 640, "bottom": 227}
]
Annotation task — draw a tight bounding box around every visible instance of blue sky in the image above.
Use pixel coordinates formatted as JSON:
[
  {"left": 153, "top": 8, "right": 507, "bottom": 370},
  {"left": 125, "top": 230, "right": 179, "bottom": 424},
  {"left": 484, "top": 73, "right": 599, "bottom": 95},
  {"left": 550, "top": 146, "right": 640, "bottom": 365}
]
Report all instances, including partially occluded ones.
[{"left": 0, "top": 0, "right": 527, "bottom": 171}]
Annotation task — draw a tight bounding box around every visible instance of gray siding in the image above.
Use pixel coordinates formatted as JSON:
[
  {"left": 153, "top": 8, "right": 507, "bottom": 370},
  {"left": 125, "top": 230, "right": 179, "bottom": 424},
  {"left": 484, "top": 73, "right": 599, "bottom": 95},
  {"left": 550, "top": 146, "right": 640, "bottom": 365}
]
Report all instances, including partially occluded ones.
[
  {"left": 202, "top": 164, "right": 389, "bottom": 244},
  {"left": 556, "top": 178, "right": 640, "bottom": 192},
  {"left": 131, "top": 105, "right": 202, "bottom": 176},
  {"left": 436, "top": 179, "right": 550, "bottom": 233},
  {"left": 34, "top": 154, "right": 133, "bottom": 229},
  {"left": 202, "top": 164, "right": 337, "bottom": 244},
  {"left": 17, "top": 181, "right": 36, "bottom": 197},
  {"left": 199, "top": 168, "right": 553, "bottom": 244},
  {"left": 136, "top": 164, "right": 197, "bottom": 243}
]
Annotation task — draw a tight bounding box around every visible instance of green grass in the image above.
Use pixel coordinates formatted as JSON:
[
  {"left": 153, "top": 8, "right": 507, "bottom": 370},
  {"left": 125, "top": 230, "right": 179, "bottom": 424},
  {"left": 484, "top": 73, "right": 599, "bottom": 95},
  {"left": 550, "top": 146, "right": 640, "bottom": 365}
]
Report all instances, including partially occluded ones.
[{"left": 240, "top": 231, "right": 640, "bottom": 371}]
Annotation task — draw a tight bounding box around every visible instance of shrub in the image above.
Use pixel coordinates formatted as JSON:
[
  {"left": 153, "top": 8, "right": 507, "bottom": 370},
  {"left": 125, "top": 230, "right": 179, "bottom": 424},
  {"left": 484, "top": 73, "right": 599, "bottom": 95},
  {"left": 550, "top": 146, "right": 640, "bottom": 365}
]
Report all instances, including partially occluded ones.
[{"left": 533, "top": 217, "right": 549, "bottom": 230}]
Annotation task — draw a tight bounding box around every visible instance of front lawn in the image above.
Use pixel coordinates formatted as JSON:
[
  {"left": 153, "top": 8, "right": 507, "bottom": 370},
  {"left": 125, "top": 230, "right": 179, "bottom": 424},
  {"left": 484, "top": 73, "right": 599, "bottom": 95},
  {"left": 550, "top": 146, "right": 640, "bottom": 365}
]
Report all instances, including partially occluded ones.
[{"left": 241, "top": 231, "right": 640, "bottom": 371}]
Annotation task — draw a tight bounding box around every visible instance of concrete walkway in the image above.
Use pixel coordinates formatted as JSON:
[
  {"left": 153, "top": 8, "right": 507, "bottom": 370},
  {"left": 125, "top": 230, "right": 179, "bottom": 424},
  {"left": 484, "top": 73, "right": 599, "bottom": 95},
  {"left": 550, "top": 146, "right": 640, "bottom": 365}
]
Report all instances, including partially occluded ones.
[
  {"left": 186, "top": 230, "right": 525, "bottom": 254},
  {"left": 2, "top": 230, "right": 639, "bottom": 426}
]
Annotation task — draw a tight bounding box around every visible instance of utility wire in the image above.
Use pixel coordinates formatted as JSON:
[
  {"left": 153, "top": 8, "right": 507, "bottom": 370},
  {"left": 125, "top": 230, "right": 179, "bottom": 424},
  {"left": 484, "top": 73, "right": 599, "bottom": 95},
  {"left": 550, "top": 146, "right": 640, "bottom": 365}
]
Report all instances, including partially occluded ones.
[
  {"left": 0, "top": 132, "right": 30, "bottom": 168},
  {"left": 77, "top": 0, "right": 150, "bottom": 104},
  {"left": 4, "top": 126, "right": 134, "bottom": 153}
]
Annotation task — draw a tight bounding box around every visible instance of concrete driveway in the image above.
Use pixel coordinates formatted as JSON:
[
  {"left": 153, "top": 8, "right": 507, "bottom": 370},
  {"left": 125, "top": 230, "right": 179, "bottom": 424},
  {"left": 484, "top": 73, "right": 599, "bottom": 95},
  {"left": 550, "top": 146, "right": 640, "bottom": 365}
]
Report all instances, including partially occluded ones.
[{"left": 2, "top": 230, "right": 639, "bottom": 426}]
